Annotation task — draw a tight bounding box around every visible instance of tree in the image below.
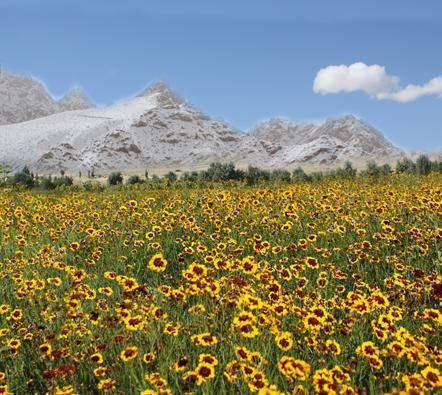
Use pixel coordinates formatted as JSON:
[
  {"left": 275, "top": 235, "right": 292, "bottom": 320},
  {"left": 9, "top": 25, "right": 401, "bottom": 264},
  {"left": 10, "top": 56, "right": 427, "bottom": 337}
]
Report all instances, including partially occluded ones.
[
  {"left": 127, "top": 175, "right": 142, "bottom": 185},
  {"left": 270, "top": 169, "right": 291, "bottom": 183},
  {"left": 416, "top": 154, "right": 432, "bottom": 175},
  {"left": 244, "top": 165, "right": 270, "bottom": 185},
  {"left": 54, "top": 176, "right": 73, "bottom": 187},
  {"left": 108, "top": 172, "right": 123, "bottom": 185},
  {"left": 181, "top": 171, "right": 198, "bottom": 182},
  {"left": 362, "top": 161, "right": 390, "bottom": 178},
  {"left": 379, "top": 163, "right": 392, "bottom": 176},
  {"left": 200, "top": 162, "right": 244, "bottom": 182},
  {"left": 11, "top": 166, "right": 34, "bottom": 188},
  {"left": 40, "top": 176, "right": 56, "bottom": 190},
  {"left": 396, "top": 158, "right": 416, "bottom": 174},
  {"left": 365, "top": 161, "right": 381, "bottom": 178},
  {"left": 342, "top": 161, "right": 357, "bottom": 177},
  {"left": 164, "top": 171, "right": 177, "bottom": 182}
]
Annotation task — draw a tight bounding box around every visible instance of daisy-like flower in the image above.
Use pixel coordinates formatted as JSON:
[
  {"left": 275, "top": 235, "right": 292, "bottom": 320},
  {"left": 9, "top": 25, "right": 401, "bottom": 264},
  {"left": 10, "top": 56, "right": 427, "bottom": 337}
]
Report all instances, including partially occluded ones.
[
  {"left": 120, "top": 346, "right": 138, "bottom": 362},
  {"left": 39, "top": 343, "right": 52, "bottom": 355},
  {"left": 195, "top": 363, "right": 216, "bottom": 383},
  {"left": 421, "top": 366, "right": 442, "bottom": 388},
  {"left": 148, "top": 253, "right": 168, "bottom": 272},
  {"left": 172, "top": 356, "right": 190, "bottom": 372},
  {"left": 9, "top": 309, "right": 23, "bottom": 321},
  {"left": 163, "top": 321, "right": 180, "bottom": 336},
  {"left": 198, "top": 353, "right": 218, "bottom": 366},
  {"left": 191, "top": 332, "right": 218, "bottom": 346},
  {"left": 237, "top": 323, "right": 259, "bottom": 338},
  {"left": 275, "top": 331, "right": 293, "bottom": 351},
  {"left": 97, "top": 378, "right": 116, "bottom": 391},
  {"left": 278, "top": 356, "right": 311, "bottom": 381},
  {"left": 142, "top": 352, "right": 155, "bottom": 364},
  {"left": 90, "top": 353, "right": 104, "bottom": 364},
  {"left": 325, "top": 339, "right": 341, "bottom": 355},
  {"left": 356, "top": 341, "right": 380, "bottom": 358}
]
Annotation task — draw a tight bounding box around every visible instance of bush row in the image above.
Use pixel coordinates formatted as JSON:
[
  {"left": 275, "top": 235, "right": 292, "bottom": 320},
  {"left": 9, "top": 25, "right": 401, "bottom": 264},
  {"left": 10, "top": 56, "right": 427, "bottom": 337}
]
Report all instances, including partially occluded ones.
[{"left": 2, "top": 154, "right": 441, "bottom": 190}]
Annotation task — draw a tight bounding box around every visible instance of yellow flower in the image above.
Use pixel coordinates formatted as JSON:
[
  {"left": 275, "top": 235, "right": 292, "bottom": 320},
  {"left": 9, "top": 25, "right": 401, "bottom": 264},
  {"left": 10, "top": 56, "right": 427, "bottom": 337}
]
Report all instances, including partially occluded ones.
[
  {"left": 97, "top": 378, "right": 116, "bottom": 391},
  {"left": 163, "top": 321, "right": 180, "bottom": 336},
  {"left": 7, "top": 338, "right": 20, "bottom": 349},
  {"left": 90, "top": 353, "right": 104, "bottom": 364},
  {"left": 9, "top": 308, "right": 23, "bottom": 321},
  {"left": 191, "top": 332, "right": 218, "bottom": 346},
  {"left": 356, "top": 341, "right": 380, "bottom": 358},
  {"left": 195, "top": 362, "right": 216, "bottom": 383},
  {"left": 325, "top": 340, "right": 341, "bottom": 355},
  {"left": 148, "top": 253, "right": 168, "bottom": 272},
  {"left": 421, "top": 366, "right": 442, "bottom": 388},
  {"left": 275, "top": 331, "right": 293, "bottom": 351},
  {"left": 198, "top": 353, "right": 218, "bottom": 366},
  {"left": 120, "top": 346, "right": 138, "bottom": 362},
  {"left": 278, "top": 356, "right": 310, "bottom": 381},
  {"left": 142, "top": 352, "right": 156, "bottom": 364}
]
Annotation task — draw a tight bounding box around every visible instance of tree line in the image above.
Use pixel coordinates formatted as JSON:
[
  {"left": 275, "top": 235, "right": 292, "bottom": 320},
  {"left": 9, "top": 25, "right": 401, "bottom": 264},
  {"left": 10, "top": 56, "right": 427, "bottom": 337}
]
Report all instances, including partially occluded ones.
[{"left": 1, "top": 154, "right": 441, "bottom": 190}]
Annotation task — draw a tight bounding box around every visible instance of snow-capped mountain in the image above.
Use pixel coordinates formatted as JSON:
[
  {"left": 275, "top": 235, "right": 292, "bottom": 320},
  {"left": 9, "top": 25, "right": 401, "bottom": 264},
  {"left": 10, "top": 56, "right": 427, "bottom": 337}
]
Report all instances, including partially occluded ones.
[
  {"left": 0, "top": 70, "right": 93, "bottom": 125},
  {"left": 0, "top": 70, "right": 403, "bottom": 171}
]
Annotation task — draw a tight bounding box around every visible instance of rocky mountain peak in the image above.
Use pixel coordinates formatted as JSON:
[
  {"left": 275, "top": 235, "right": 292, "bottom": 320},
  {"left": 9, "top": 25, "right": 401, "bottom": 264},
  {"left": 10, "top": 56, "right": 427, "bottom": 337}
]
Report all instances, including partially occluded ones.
[
  {"left": 139, "top": 81, "right": 184, "bottom": 109},
  {"left": 0, "top": 70, "right": 96, "bottom": 124},
  {"left": 0, "top": 69, "right": 59, "bottom": 125},
  {"left": 59, "top": 87, "right": 94, "bottom": 111}
]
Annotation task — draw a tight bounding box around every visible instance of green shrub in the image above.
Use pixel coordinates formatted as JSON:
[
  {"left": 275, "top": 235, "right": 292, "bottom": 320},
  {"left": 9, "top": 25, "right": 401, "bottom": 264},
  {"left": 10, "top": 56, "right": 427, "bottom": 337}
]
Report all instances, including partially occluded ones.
[
  {"left": 396, "top": 158, "right": 416, "bottom": 174},
  {"left": 416, "top": 154, "right": 432, "bottom": 175},
  {"left": 108, "top": 172, "right": 123, "bottom": 186},
  {"left": 244, "top": 165, "right": 270, "bottom": 185},
  {"left": 40, "top": 177, "right": 56, "bottom": 190},
  {"left": 270, "top": 169, "right": 291, "bottom": 183},
  {"left": 10, "top": 166, "right": 35, "bottom": 189},
  {"left": 164, "top": 171, "right": 178, "bottom": 182},
  {"left": 127, "top": 175, "right": 142, "bottom": 185}
]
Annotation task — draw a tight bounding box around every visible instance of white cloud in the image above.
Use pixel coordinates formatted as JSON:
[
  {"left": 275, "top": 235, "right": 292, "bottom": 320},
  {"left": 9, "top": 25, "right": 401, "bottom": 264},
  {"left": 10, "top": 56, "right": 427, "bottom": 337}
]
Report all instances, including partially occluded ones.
[{"left": 313, "top": 62, "right": 442, "bottom": 103}]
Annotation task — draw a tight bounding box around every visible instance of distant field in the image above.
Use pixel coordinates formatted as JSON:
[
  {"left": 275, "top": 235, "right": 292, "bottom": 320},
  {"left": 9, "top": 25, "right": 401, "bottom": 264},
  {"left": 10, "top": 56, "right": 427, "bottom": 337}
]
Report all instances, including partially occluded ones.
[{"left": 0, "top": 174, "right": 440, "bottom": 394}]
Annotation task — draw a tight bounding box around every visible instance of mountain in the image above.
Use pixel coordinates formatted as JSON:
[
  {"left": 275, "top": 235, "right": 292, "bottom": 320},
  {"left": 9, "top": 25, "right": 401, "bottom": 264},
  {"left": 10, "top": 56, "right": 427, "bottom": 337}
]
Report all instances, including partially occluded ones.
[
  {"left": 0, "top": 71, "right": 402, "bottom": 171},
  {"left": 59, "top": 87, "right": 94, "bottom": 112},
  {"left": 0, "top": 81, "right": 242, "bottom": 171},
  {"left": 240, "top": 115, "right": 401, "bottom": 166},
  {"left": 0, "top": 70, "right": 94, "bottom": 125}
]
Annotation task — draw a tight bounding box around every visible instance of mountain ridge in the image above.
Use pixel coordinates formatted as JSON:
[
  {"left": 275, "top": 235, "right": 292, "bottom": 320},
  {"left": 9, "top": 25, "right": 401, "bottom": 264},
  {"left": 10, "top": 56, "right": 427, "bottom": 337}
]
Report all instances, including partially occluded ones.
[{"left": 0, "top": 70, "right": 403, "bottom": 171}]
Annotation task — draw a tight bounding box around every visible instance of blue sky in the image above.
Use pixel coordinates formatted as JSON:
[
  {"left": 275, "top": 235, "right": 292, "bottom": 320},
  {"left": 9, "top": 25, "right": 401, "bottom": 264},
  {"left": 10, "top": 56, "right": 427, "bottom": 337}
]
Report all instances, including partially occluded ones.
[{"left": 1, "top": 0, "right": 441, "bottom": 150}]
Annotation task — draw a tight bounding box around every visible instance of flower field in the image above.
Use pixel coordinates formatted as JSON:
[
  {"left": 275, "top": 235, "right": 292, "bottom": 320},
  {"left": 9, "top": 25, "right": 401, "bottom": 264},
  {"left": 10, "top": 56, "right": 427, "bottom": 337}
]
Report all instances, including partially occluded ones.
[{"left": 0, "top": 174, "right": 441, "bottom": 394}]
